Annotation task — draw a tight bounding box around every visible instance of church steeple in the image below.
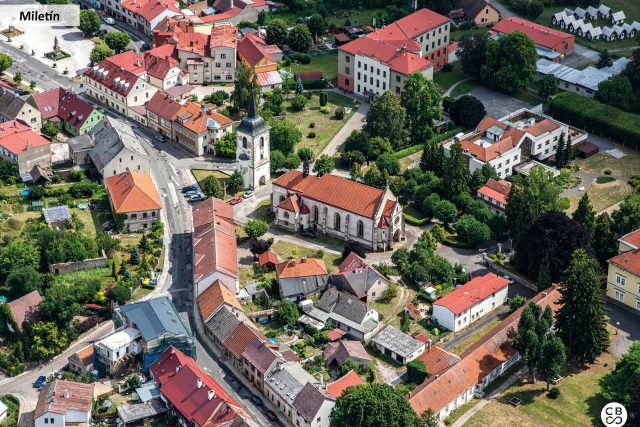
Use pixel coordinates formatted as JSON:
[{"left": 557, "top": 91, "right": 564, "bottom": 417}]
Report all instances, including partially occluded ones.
[
  {"left": 236, "top": 91, "right": 268, "bottom": 136},
  {"left": 247, "top": 91, "right": 258, "bottom": 119},
  {"left": 236, "top": 90, "right": 271, "bottom": 189}
]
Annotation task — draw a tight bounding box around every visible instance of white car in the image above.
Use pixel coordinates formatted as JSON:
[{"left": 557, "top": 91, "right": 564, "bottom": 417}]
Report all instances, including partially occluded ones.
[{"left": 103, "top": 17, "right": 115, "bottom": 25}]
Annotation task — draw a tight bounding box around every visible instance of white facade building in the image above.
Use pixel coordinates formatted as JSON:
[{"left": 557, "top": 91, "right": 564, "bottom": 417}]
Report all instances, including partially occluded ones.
[{"left": 236, "top": 94, "right": 270, "bottom": 189}]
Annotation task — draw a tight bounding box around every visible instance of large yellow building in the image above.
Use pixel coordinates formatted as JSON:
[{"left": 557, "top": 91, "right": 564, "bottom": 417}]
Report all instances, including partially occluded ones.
[{"left": 607, "top": 229, "right": 640, "bottom": 313}]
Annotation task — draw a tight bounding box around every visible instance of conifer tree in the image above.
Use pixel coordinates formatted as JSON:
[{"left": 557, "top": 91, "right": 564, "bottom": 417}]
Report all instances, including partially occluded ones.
[
  {"left": 592, "top": 212, "right": 618, "bottom": 264},
  {"left": 573, "top": 193, "right": 596, "bottom": 234},
  {"left": 129, "top": 246, "right": 140, "bottom": 265}
]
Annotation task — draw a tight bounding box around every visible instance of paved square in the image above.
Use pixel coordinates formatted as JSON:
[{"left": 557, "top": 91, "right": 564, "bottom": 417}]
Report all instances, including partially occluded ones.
[{"left": 466, "top": 86, "right": 536, "bottom": 118}]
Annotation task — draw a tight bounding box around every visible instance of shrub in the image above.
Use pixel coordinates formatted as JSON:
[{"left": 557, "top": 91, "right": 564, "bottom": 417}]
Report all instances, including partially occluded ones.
[
  {"left": 548, "top": 387, "right": 561, "bottom": 399},
  {"left": 307, "top": 132, "right": 316, "bottom": 138},
  {"left": 335, "top": 106, "right": 345, "bottom": 119},
  {"left": 442, "top": 63, "right": 453, "bottom": 72},
  {"left": 596, "top": 176, "right": 615, "bottom": 184},
  {"left": 291, "top": 94, "right": 308, "bottom": 111},
  {"left": 603, "top": 169, "right": 612, "bottom": 175},
  {"left": 309, "top": 122, "right": 315, "bottom": 128},
  {"left": 319, "top": 106, "right": 331, "bottom": 114}
]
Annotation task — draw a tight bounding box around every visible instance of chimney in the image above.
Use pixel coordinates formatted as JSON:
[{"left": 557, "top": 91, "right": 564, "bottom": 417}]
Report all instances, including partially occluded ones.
[
  {"left": 64, "top": 390, "right": 69, "bottom": 399},
  {"left": 301, "top": 257, "right": 307, "bottom": 263},
  {"left": 427, "top": 339, "right": 432, "bottom": 352},
  {"left": 319, "top": 375, "right": 324, "bottom": 387},
  {"left": 197, "top": 378, "right": 203, "bottom": 388},
  {"left": 208, "top": 390, "right": 215, "bottom": 400},
  {"left": 175, "top": 365, "right": 181, "bottom": 373}
]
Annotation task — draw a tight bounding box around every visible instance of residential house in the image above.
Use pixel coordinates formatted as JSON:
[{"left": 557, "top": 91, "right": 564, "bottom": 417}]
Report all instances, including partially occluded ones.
[
  {"left": 305, "top": 288, "right": 380, "bottom": 341},
  {"left": 94, "top": 327, "right": 143, "bottom": 377},
  {"left": 88, "top": 116, "right": 150, "bottom": 179},
  {"left": 67, "top": 345, "right": 95, "bottom": 376},
  {"left": 223, "top": 323, "right": 265, "bottom": 370},
  {"left": 144, "top": 91, "right": 181, "bottom": 138},
  {"left": 67, "top": 134, "right": 95, "bottom": 166},
  {"left": 292, "top": 383, "right": 335, "bottom": 427},
  {"left": 275, "top": 257, "right": 329, "bottom": 301},
  {"left": 30, "top": 88, "right": 103, "bottom": 136},
  {"left": 5, "top": 290, "right": 42, "bottom": 333},
  {"left": 476, "top": 178, "right": 511, "bottom": 215},
  {"left": 173, "top": 100, "right": 233, "bottom": 156},
  {"left": 449, "top": 0, "right": 500, "bottom": 26},
  {"left": 237, "top": 33, "right": 283, "bottom": 91},
  {"left": 150, "top": 346, "right": 254, "bottom": 426},
  {"left": 0, "top": 88, "right": 41, "bottom": 131},
  {"left": 444, "top": 109, "right": 587, "bottom": 177},
  {"left": 325, "top": 370, "right": 364, "bottom": 398},
  {"left": 242, "top": 340, "right": 287, "bottom": 393},
  {"left": 102, "top": 0, "right": 181, "bottom": 36},
  {"left": 372, "top": 325, "right": 425, "bottom": 364},
  {"left": 212, "top": 0, "right": 273, "bottom": 23},
  {"left": 197, "top": 279, "right": 246, "bottom": 324},
  {"left": 537, "top": 57, "right": 631, "bottom": 97},
  {"left": 492, "top": 17, "right": 574, "bottom": 61},
  {"left": 105, "top": 171, "right": 162, "bottom": 232},
  {"left": 331, "top": 252, "right": 391, "bottom": 301},
  {"left": 0, "top": 120, "right": 51, "bottom": 175},
  {"left": 414, "top": 341, "right": 461, "bottom": 376},
  {"left": 607, "top": 229, "right": 640, "bottom": 314},
  {"left": 115, "top": 297, "right": 195, "bottom": 370},
  {"left": 272, "top": 170, "right": 405, "bottom": 251},
  {"left": 408, "top": 285, "right": 562, "bottom": 420},
  {"left": 204, "top": 305, "right": 241, "bottom": 349},
  {"left": 34, "top": 380, "right": 94, "bottom": 427},
  {"left": 323, "top": 340, "right": 371, "bottom": 368},
  {"left": 432, "top": 273, "right": 509, "bottom": 332},
  {"left": 192, "top": 197, "right": 239, "bottom": 295}
]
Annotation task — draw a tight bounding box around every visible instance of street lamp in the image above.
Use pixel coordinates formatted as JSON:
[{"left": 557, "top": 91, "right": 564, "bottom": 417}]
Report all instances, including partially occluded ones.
[{"left": 616, "top": 321, "right": 620, "bottom": 335}]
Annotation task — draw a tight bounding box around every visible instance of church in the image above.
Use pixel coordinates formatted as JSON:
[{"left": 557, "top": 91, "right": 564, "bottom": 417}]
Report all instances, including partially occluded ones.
[
  {"left": 271, "top": 166, "right": 405, "bottom": 251},
  {"left": 236, "top": 94, "right": 270, "bottom": 189}
]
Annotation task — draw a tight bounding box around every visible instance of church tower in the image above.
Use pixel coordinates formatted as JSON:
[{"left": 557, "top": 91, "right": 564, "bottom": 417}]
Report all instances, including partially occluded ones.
[{"left": 236, "top": 93, "right": 270, "bottom": 189}]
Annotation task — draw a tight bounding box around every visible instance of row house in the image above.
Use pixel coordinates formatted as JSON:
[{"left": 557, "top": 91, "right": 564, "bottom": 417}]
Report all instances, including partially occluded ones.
[
  {"left": 0, "top": 120, "right": 51, "bottom": 175},
  {"left": 105, "top": 171, "right": 162, "bottom": 232},
  {"left": 409, "top": 286, "right": 562, "bottom": 421},
  {"left": 101, "top": 0, "right": 181, "bottom": 36},
  {"left": 238, "top": 33, "right": 283, "bottom": 91},
  {"left": 30, "top": 88, "right": 103, "bottom": 137},
  {"left": 173, "top": 100, "right": 233, "bottom": 156},
  {"left": 272, "top": 170, "right": 405, "bottom": 251},
  {"left": 34, "top": 380, "right": 94, "bottom": 427}
]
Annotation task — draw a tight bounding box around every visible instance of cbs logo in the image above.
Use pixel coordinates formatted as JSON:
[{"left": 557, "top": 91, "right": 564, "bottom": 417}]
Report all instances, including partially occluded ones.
[{"left": 601, "top": 402, "right": 627, "bottom": 427}]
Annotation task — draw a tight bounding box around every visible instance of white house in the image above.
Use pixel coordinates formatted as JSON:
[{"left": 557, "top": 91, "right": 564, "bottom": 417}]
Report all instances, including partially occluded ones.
[
  {"left": 94, "top": 327, "right": 143, "bottom": 376},
  {"left": 372, "top": 325, "right": 425, "bottom": 364},
  {"left": 432, "top": 273, "right": 509, "bottom": 332},
  {"left": 34, "top": 380, "right": 94, "bottom": 427}
]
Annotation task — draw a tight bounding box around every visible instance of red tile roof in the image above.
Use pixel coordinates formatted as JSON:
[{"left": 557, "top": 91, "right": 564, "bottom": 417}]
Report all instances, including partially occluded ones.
[
  {"left": 415, "top": 345, "right": 460, "bottom": 376},
  {"left": 238, "top": 33, "right": 278, "bottom": 67},
  {"left": 151, "top": 347, "right": 250, "bottom": 426},
  {"left": 175, "top": 101, "right": 232, "bottom": 135},
  {"left": 609, "top": 249, "right": 640, "bottom": 277},
  {"left": 34, "top": 380, "right": 94, "bottom": 420},
  {"left": 223, "top": 323, "right": 265, "bottom": 359},
  {"left": 404, "top": 303, "right": 422, "bottom": 320},
  {"left": 201, "top": 6, "right": 243, "bottom": 22},
  {"left": 458, "top": 128, "right": 525, "bottom": 162},
  {"left": 141, "top": 51, "right": 178, "bottom": 80},
  {"left": 338, "top": 252, "right": 368, "bottom": 272},
  {"left": 273, "top": 170, "right": 389, "bottom": 219},
  {"left": 477, "top": 178, "right": 511, "bottom": 205},
  {"left": 434, "top": 273, "right": 509, "bottom": 315},
  {"left": 84, "top": 58, "right": 142, "bottom": 96},
  {"left": 121, "top": 0, "right": 180, "bottom": 22},
  {"left": 277, "top": 193, "right": 302, "bottom": 213},
  {"left": 340, "top": 35, "right": 430, "bottom": 75},
  {"left": 409, "top": 285, "right": 562, "bottom": 416},
  {"left": 620, "top": 229, "right": 640, "bottom": 249},
  {"left": 192, "top": 198, "right": 237, "bottom": 282},
  {"left": 493, "top": 17, "right": 574, "bottom": 50},
  {"left": 324, "top": 328, "right": 347, "bottom": 342},
  {"left": 7, "top": 290, "right": 42, "bottom": 331},
  {"left": 209, "top": 25, "right": 238, "bottom": 49},
  {"left": 476, "top": 116, "right": 508, "bottom": 132},
  {"left": 105, "top": 171, "right": 162, "bottom": 213},
  {"left": 197, "top": 280, "right": 243, "bottom": 322},
  {"left": 146, "top": 92, "right": 182, "bottom": 121},
  {"left": 258, "top": 250, "right": 279, "bottom": 266},
  {"left": 393, "top": 8, "right": 450, "bottom": 37},
  {"left": 275, "top": 258, "right": 328, "bottom": 279},
  {"left": 0, "top": 121, "right": 50, "bottom": 155},
  {"left": 325, "top": 370, "right": 364, "bottom": 398},
  {"left": 74, "top": 345, "right": 95, "bottom": 367},
  {"left": 526, "top": 118, "right": 560, "bottom": 137},
  {"left": 31, "top": 88, "right": 99, "bottom": 130}
]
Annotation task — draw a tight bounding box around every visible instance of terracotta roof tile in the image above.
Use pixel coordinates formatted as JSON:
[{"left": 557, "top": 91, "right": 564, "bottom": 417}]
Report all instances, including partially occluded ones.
[
  {"left": 393, "top": 8, "right": 450, "bottom": 37},
  {"left": 197, "top": 280, "right": 243, "bottom": 322},
  {"left": 0, "top": 121, "right": 50, "bottom": 155},
  {"left": 34, "top": 380, "right": 94, "bottom": 420},
  {"left": 476, "top": 116, "right": 507, "bottom": 132},
  {"left": 31, "top": 88, "right": 99, "bottom": 130},
  {"left": 620, "top": 229, "right": 640, "bottom": 249},
  {"left": 74, "top": 345, "right": 95, "bottom": 367},
  {"left": 325, "top": 370, "right": 364, "bottom": 398},
  {"left": 324, "top": 328, "right": 347, "bottom": 342},
  {"left": 526, "top": 118, "right": 560, "bottom": 137},
  {"left": 609, "top": 249, "right": 640, "bottom": 276},
  {"left": 258, "top": 250, "right": 279, "bottom": 266},
  {"left": 434, "top": 273, "right": 509, "bottom": 315},
  {"left": 338, "top": 252, "right": 368, "bottom": 272},
  {"left": 223, "top": 324, "right": 265, "bottom": 359},
  {"left": 275, "top": 258, "right": 328, "bottom": 279},
  {"left": 7, "top": 290, "right": 42, "bottom": 331},
  {"left": 415, "top": 345, "right": 461, "bottom": 376},
  {"left": 238, "top": 33, "right": 279, "bottom": 66},
  {"left": 175, "top": 101, "right": 232, "bottom": 135},
  {"left": 477, "top": 178, "right": 511, "bottom": 205},
  {"left": 146, "top": 92, "right": 182, "bottom": 121},
  {"left": 493, "top": 17, "right": 574, "bottom": 50},
  {"left": 105, "top": 172, "right": 162, "bottom": 213}
]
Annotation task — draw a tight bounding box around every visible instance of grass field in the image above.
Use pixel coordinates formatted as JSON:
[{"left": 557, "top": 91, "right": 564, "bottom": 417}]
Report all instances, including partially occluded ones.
[
  {"left": 287, "top": 53, "right": 340, "bottom": 82},
  {"left": 448, "top": 317, "right": 502, "bottom": 355},
  {"left": 282, "top": 92, "right": 355, "bottom": 156},
  {"left": 451, "top": 79, "right": 481, "bottom": 98},
  {"left": 575, "top": 148, "right": 640, "bottom": 177},
  {"left": 267, "top": 8, "right": 384, "bottom": 27},
  {"left": 450, "top": 27, "right": 490, "bottom": 41},
  {"left": 434, "top": 62, "right": 468, "bottom": 93},
  {"left": 567, "top": 180, "right": 632, "bottom": 213},
  {"left": 464, "top": 333, "right": 617, "bottom": 427},
  {"left": 191, "top": 169, "right": 236, "bottom": 197},
  {"left": 270, "top": 240, "right": 341, "bottom": 273}
]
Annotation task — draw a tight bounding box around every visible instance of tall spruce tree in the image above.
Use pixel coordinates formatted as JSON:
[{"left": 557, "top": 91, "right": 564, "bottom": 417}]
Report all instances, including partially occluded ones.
[
  {"left": 513, "top": 302, "right": 557, "bottom": 383},
  {"left": 573, "top": 193, "right": 596, "bottom": 235},
  {"left": 592, "top": 212, "right": 618, "bottom": 265},
  {"left": 442, "top": 141, "right": 471, "bottom": 199},
  {"left": 555, "top": 132, "right": 566, "bottom": 168},
  {"left": 556, "top": 249, "right": 610, "bottom": 363}
]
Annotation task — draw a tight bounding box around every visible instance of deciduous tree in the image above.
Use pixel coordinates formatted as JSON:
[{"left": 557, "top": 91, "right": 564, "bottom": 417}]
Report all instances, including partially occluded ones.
[
  {"left": 313, "top": 154, "right": 335, "bottom": 176},
  {"left": 536, "top": 337, "right": 566, "bottom": 390},
  {"left": 244, "top": 220, "right": 269, "bottom": 240},
  {"left": 480, "top": 31, "right": 537, "bottom": 94},
  {"left": 288, "top": 24, "right": 313, "bottom": 52},
  {"left": 200, "top": 175, "right": 223, "bottom": 198},
  {"left": 400, "top": 73, "right": 442, "bottom": 145},
  {"left": 0, "top": 52, "right": 13, "bottom": 73},
  {"left": 601, "top": 342, "right": 640, "bottom": 424},
  {"left": 450, "top": 95, "right": 486, "bottom": 128},
  {"left": 364, "top": 91, "right": 407, "bottom": 149},
  {"left": 227, "top": 170, "right": 244, "bottom": 194},
  {"left": 270, "top": 119, "right": 301, "bottom": 154},
  {"left": 456, "top": 33, "right": 488, "bottom": 78},
  {"left": 265, "top": 19, "right": 288, "bottom": 47},
  {"left": 538, "top": 75, "right": 558, "bottom": 99},
  {"left": 104, "top": 32, "right": 131, "bottom": 53},
  {"left": 79, "top": 10, "right": 100, "bottom": 36}
]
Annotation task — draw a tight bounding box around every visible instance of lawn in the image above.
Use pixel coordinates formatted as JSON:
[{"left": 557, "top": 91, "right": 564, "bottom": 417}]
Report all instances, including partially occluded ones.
[
  {"left": 282, "top": 92, "right": 355, "bottom": 157},
  {"left": 433, "top": 61, "right": 468, "bottom": 93},
  {"left": 270, "top": 240, "right": 341, "bottom": 273},
  {"left": 450, "top": 27, "right": 490, "bottom": 41},
  {"left": 400, "top": 150, "right": 422, "bottom": 171},
  {"left": 267, "top": 8, "right": 384, "bottom": 27},
  {"left": 464, "top": 334, "right": 617, "bottom": 427},
  {"left": 448, "top": 317, "right": 502, "bottom": 355},
  {"left": 575, "top": 148, "right": 640, "bottom": 177},
  {"left": 191, "top": 169, "right": 238, "bottom": 198},
  {"left": 239, "top": 265, "right": 276, "bottom": 285},
  {"left": 403, "top": 204, "right": 430, "bottom": 226},
  {"left": 71, "top": 207, "right": 101, "bottom": 237},
  {"left": 287, "top": 53, "right": 340, "bottom": 82},
  {"left": 450, "top": 79, "right": 481, "bottom": 98},
  {"left": 567, "top": 180, "right": 632, "bottom": 213}
]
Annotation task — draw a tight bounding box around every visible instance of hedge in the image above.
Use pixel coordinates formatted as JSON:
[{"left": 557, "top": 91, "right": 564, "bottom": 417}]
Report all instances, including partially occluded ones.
[
  {"left": 301, "top": 79, "right": 326, "bottom": 90},
  {"left": 393, "top": 127, "right": 465, "bottom": 159},
  {"left": 547, "top": 92, "right": 640, "bottom": 148}
]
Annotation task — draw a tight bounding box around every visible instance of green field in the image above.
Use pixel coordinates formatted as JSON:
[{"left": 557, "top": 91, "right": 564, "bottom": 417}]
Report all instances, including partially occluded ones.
[
  {"left": 434, "top": 62, "right": 468, "bottom": 92},
  {"left": 287, "top": 53, "right": 339, "bottom": 82},
  {"left": 268, "top": 8, "right": 384, "bottom": 28}
]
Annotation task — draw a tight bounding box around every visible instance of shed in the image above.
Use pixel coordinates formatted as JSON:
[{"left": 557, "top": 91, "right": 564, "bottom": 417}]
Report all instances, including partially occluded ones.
[
  {"left": 43, "top": 205, "right": 72, "bottom": 229},
  {"left": 423, "top": 286, "right": 438, "bottom": 299},
  {"left": 372, "top": 325, "right": 425, "bottom": 364},
  {"left": 258, "top": 250, "right": 279, "bottom": 270},
  {"left": 575, "top": 141, "right": 599, "bottom": 158},
  {"left": 30, "top": 165, "right": 53, "bottom": 185},
  {"left": 334, "top": 33, "right": 350, "bottom": 44}
]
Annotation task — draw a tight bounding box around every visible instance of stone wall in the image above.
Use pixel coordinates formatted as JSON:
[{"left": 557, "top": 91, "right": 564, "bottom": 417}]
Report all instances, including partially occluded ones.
[{"left": 49, "top": 250, "right": 108, "bottom": 274}]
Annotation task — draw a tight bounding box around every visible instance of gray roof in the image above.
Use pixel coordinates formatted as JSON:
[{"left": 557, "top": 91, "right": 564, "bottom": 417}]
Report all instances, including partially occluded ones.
[
  {"left": 119, "top": 297, "right": 191, "bottom": 342},
  {"left": 135, "top": 384, "right": 161, "bottom": 402},
  {"left": 372, "top": 325, "right": 424, "bottom": 358},
  {"left": 43, "top": 205, "right": 71, "bottom": 224},
  {"left": 117, "top": 400, "right": 167, "bottom": 424},
  {"left": 331, "top": 267, "right": 388, "bottom": 300},
  {"left": 205, "top": 306, "right": 240, "bottom": 342},
  {"left": 0, "top": 89, "right": 28, "bottom": 121},
  {"left": 611, "top": 10, "right": 625, "bottom": 21},
  {"left": 236, "top": 93, "right": 269, "bottom": 137},
  {"left": 89, "top": 116, "right": 148, "bottom": 172},
  {"left": 598, "top": 4, "right": 610, "bottom": 14},
  {"left": 536, "top": 57, "right": 630, "bottom": 92},
  {"left": 292, "top": 383, "right": 332, "bottom": 423},
  {"left": 265, "top": 362, "right": 316, "bottom": 403},
  {"left": 67, "top": 135, "right": 95, "bottom": 152},
  {"left": 316, "top": 288, "right": 369, "bottom": 324},
  {"left": 574, "top": 7, "right": 586, "bottom": 18},
  {"left": 279, "top": 275, "right": 328, "bottom": 299},
  {"left": 586, "top": 5, "right": 598, "bottom": 16}
]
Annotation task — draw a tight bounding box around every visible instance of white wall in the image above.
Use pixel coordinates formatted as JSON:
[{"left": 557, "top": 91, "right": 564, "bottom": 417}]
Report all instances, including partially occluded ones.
[
  {"left": 353, "top": 54, "right": 391, "bottom": 97},
  {"left": 488, "top": 147, "right": 522, "bottom": 178},
  {"left": 102, "top": 149, "right": 150, "bottom": 178},
  {"left": 293, "top": 399, "right": 335, "bottom": 427},
  {"left": 529, "top": 125, "right": 567, "bottom": 160},
  {"left": 35, "top": 412, "right": 65, "bottom": 427},
  {"left": 433, "top": 286, "right": 508, "bottom": 332}
]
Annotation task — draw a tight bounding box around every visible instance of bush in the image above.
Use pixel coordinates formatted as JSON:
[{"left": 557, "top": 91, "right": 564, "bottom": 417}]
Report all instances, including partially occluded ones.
[
  {"left": 603, "top": 169, "right": 612, "bottom": 175},
  {"left": 319, "top": 106, "right": 331, "bottom": 114},
  {"left": 442, "top": 63, "right": 453, "bottom": 72},
  {"left": 393, "top": 128, "right": 463, "bottom": 159},
  {"left": 291, "top": 94, "right": 308, "bottom": 111},
  {"left": 307, "top": 132, "right": 316, "bottom": 138},
  {"left": 309, "top": 122, "right": 315, "bottom": 128},
  {"left": 302, "top": 79, "right": 326, "bottom": 90},
  {"left": 335, "top": 107, "right": 346, "bottom": 120},
  {"left": 596, "top": 176, "right": 615, "bottom": 184},
  {"left": 548, "top": 387, "right": 561, "bottom": 399}
]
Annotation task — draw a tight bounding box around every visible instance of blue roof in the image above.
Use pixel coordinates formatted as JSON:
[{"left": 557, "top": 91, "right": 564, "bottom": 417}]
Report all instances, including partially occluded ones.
[{"left": 120, "top": 297, "right": 191, "bottom": 342}]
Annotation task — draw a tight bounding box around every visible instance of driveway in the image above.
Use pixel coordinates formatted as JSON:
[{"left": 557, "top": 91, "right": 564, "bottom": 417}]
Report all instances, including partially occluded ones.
[
  {"left": 467, "top": 86, "right": 535, "bottom": 118},
  {"left": 320, "top": 92, "right": 368, "bottom": 157}
]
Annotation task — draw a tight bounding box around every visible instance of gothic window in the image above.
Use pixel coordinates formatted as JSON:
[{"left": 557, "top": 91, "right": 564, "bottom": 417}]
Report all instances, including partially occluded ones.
[
  {"left": 334, "top": 213, "right": 341, "bottom": 230},
  {"left": 357, "top": 220, "right": 364, "bottom": 238},
  {"left": 243, "top": 137, "right": 248, "bottom": 149},
  {"left": 260, "top": 137, "right": 264, "bottom": 149},
  {"left": 313, "top": 206, "right": 319, "bottom": 222}
]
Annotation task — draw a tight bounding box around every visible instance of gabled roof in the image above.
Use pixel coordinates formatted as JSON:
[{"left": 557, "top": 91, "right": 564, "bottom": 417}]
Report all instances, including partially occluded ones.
[
  {"left": 197, "top": 280, "right": 243, "bottom": 322},
  {"left": 477, "top": 178, "right": 511, "bottom": 205},
  {"left": 276, "top": 258, "right": 328, "bottom": 279},
  {"left": 316, "top": 288, "right": 372, "bottom": 324},
  {"left": 205, "top": 306, "right": 240, "bottom": 342},
  {"left": 292, "top": 383, "right": 334, "bottom": 423},
  {"left": 457, "top": 128, "right": 524, "bottom": 162},
  {"left": 434, "top": 273, "right": 509, "bottom": 315},
  {"left": 175, "top": 101, "right": 232, "bottom": 135},
  {"left": 455, "top": 0, "right": 495, "bottom": 20},
  {"left": 339, "top": 34, "right": 431, "bottom": 75},
  {"left": 146, "top": 92, "right": 182, "bottom": 121},
  {"left": 72, "top": 344, "right": 95, "bottom": 367},
  {"left": 0, "top": 120, "right": 50, "bottom": 155},
  {"left": 339, "top": 252, "right": 368, "bottom": 272},
  {"left": 84, "top": 58, "right": 142, "bottom": 96},
  {"left": 393, "top": 8, "right": 450, "bottom": 38},
  {"left": 323, "top": 339, "right": 371, "bottom": 366},
  {"left": 238, "top": 33, "right": 279, "bottom": 66},
  {"left": 7, "top": 290, "right": 42, "bottom": 331},
  {"left": 609, "top": 249, "right": 640, "bottom": 276},
  {"left": 526, "top": 118, "right": 560, "bottom": 136},
  {"left": 619, "top": 229, "right": 640, "bottom": 250},
  {"left": 31, "top": 88, "right": 99, "bottom": 130},
  {"left": 242, "top": 339, "right": 284, "bottom": 374},
  {"left": 121, "top": 0, "right": 181, "bottom": 23},
  {"left": 88, "top": 116, "right": 148, "bottom": 172},
  {"left": 119, "top": 296, "right": 191, "bottom": 342},
  {"left": 34, "top": 380, "right": 94, "bottom": 420},
  {"left": 258, "top": 250, "right": 279, "bottom": 266},
  {"left": 150, "top": 347, "right": 250, "bottom": 426},
  {"left": 372, "top": 325, "right": 424, "bottom": 358},
  {"left": 223, "top": 323, "right": 265, "bottom": 359},
  {"left": 493, "top": 17, "right": 574, "bottom": 49},
  {"left": 105, "top": 171, "right": 161, "bottom": 213},
  {"left": 325, "top": 370, "right": 364, "bottom": 398},
  {"left": 0, "top": 89, "right": 29, "bottom": 121},
  {"left": 415, "top": 345, "right": 460, "bottom": 376}
]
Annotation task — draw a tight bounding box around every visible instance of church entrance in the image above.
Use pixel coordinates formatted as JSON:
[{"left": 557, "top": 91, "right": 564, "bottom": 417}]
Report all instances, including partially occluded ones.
[
  {"left": 394, "top": 229, "right": 401, "bottom": 242},
  {"left": 259, "top": 175, "right": 266, "bottom": 186}
]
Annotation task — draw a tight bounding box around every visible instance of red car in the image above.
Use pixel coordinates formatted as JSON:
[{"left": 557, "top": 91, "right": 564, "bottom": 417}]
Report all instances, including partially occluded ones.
[{"left": 229, "top": 198, "right": 243, "bottom": 205}]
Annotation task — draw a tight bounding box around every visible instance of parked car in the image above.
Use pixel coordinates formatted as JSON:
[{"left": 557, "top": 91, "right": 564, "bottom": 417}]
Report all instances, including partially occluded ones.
[
  {"left": 33, "top": 375, "right": 46, "bottom": 389},
  {"left": 229, "top": 198, "right": 243, "bottom": 205},
  {"left": 182, "top": 185, "right": 197, "bottom": 194},
  {"left": 250, "top": 395, "right": 263, "bottom": 406},
  {"left": 301, "top": 229, "right": 316, "bottom": 238},
  {"left": 141, "top": 42, "right": 151, "bottom": 51},
  {"left": 185, "top": 190, "right": 200, "bottom": 197},
  {"left": 265, "top": 410, "right": 278, "bottom": 421},
  {"left": 243, "top": 191, "right": 254, "bottom": 199},
  {"left": 189, "top": 194, "right": 205, "bottom": 202},
  {"left": 103, "top": 17, "right": 115, "bottom": 25},
  {"left": 154, "top": 135, "right": 167, "bottom": 142}
]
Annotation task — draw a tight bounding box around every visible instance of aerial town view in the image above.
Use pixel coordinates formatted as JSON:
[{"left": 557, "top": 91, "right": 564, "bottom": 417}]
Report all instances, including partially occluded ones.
[{"left": 0, "top": 0, "right": 638, "bottom": 425}]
